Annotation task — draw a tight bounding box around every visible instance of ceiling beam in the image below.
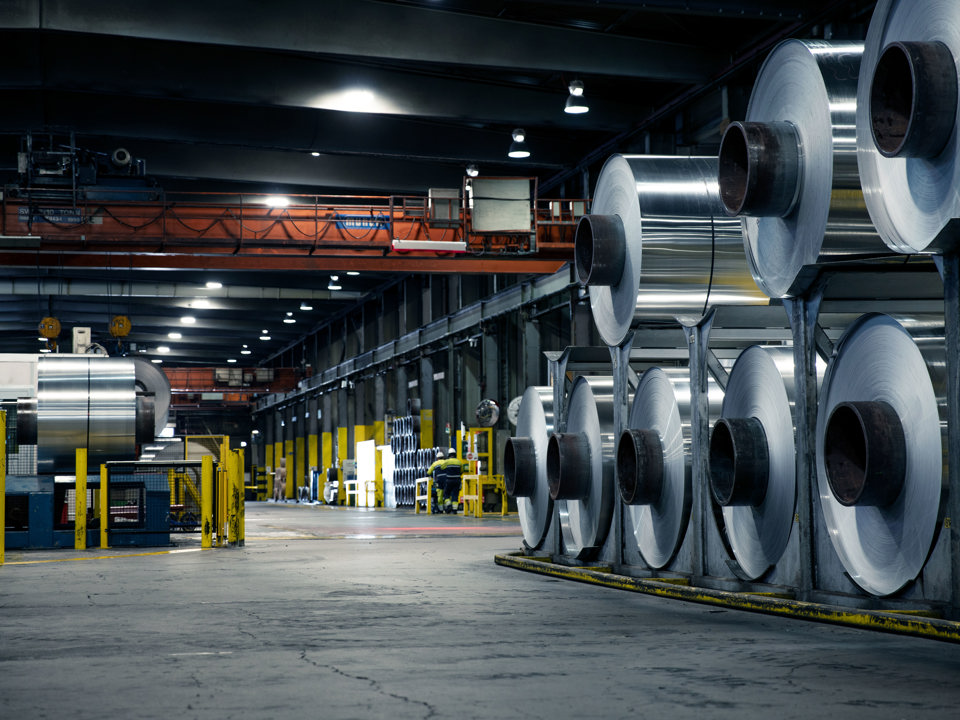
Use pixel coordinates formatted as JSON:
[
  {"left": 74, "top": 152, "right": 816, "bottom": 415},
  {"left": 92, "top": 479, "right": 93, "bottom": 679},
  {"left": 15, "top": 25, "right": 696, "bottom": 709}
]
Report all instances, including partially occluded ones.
[
  {"left": 0, "top": 252, "right": 568, "bottom": 275},
  {"left": 8, "top": 0, "right": 722, "bottom": 81},
  {"left": 0, "top": 278, "right": 363, "bottom": 301}
]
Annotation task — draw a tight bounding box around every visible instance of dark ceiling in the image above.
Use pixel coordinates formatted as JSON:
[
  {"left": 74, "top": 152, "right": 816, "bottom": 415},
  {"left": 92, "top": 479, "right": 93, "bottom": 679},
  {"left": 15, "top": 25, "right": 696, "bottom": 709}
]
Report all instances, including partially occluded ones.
[{"left": 0, "top": 0, "right": 876, "bottom": 367}]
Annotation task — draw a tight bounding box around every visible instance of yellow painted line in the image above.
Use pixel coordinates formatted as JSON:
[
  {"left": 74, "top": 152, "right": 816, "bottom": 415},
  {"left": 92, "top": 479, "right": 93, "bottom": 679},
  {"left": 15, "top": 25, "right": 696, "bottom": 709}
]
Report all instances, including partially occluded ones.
[
  {"left": 495, "top": 552, "right": 960, "bottom": 644},
  {"left": 5, "top": 548, "right": 207, "bottom": 565}
]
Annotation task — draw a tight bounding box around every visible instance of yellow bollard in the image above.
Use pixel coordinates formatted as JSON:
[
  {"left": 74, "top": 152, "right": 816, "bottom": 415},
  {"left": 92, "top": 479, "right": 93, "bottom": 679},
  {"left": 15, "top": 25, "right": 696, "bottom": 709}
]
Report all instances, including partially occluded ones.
[
  {"left": 75, "top": 448, "right": 87, "bottom": 550},
  {"left": 201, "top": 455, "right": 213, "bottom": 549},
  {"left": 237, "top": 448, "right": 245, "bottom": 546},
  {"left": 0, "top": 410, "right": 6, "bottom": 566},
  {"left": 100, "top": 464, "right": 109, "bottom": 549}
]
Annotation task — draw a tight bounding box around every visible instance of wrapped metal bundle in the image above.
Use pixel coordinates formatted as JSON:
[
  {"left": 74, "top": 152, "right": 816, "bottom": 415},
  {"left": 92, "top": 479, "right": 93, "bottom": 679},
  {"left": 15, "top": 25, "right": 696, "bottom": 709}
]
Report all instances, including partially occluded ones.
[
  {"left": 816, "top": 314, "right": 946, "bottom": 597},
  {"left": 576, "top": 155, "right": 767, "bottom": 347},
  {"left": 546, "top": 376, "right": 616, "bottom": 558},
  {"left": 503, "top": 386, "right": 555, "bottom": 550},
  {"left": 618, "top": 367, "right": 723, "bottom": 569},
  {"left": 709, "top": 346, "right": 802, "bottom": 580},
  {"left": 857, "top": 0, "right": 960, "bottom": 253},
  {"left": 718, "top": 39, "right": 888, "bottom": 297}
]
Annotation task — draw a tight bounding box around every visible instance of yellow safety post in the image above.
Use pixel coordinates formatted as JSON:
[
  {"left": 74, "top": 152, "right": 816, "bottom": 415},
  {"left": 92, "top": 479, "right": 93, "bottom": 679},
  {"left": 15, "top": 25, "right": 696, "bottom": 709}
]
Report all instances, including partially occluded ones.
[
  {"left": 237, "top": 448, "right": 245, "bottom": 546},
  {"left": 99, "top": 464, "right": 109, "bottom": 549},
  {"left": 75, "top": 448, "right": 87, "bottom": 550},
  {"left": 265, "top": 443, "right": 275, "bottom": 498},
  {"left": 0, "top": 410, "right": 5, "bottom": 566},
  {"left": 227, "top": 449, "right": 239, "bottom": 545},
  {"left": 201, "top": 455, "right": 213, "bottom": 548},
  {"left": 337, "top": 427, "right": 348, "bottom": 504}
]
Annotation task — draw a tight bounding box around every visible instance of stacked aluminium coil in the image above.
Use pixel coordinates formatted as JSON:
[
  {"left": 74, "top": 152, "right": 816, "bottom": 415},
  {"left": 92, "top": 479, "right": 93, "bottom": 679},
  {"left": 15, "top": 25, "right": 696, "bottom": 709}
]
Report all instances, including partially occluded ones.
[{"left": 390, "top": 414, "right": 436, "bottom": 507}]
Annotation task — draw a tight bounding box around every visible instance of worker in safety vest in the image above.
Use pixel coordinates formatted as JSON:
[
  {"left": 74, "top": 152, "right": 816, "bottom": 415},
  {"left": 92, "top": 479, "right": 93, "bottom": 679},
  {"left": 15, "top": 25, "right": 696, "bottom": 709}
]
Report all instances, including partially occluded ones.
[
  {"left": 426, "top": 449, "right": 447, "bottom": 514},
  {"left": 438, "top": 449, "right": 467, "bottom": 513}
]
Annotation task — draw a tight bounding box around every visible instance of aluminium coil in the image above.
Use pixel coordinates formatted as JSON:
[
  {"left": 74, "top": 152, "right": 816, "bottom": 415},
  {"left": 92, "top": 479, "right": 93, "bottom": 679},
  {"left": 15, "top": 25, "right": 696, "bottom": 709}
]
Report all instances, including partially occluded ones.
[
  {"left": 719, "top": 39, "right": 889, "bottom": 298},
  {"left": 618, "top": 367, "right": 722, "bottom": 569},
  {"left": 576, "top": 155, "right": 768, "bottom": 347},
  {"left": 503, "top": 386, "right": 555, "bottom": 551},
  {"left": 857, "top": 0, "right": 960, "bottom": 254},
  {"left": 547, "top": 376, "right": 616, "bottom": 559},
  {"left": 709, "top": 346, "right": 806, "bottom": 580},
  {"left": 815, "top": 313, "right": 946, "bottom": 597}
]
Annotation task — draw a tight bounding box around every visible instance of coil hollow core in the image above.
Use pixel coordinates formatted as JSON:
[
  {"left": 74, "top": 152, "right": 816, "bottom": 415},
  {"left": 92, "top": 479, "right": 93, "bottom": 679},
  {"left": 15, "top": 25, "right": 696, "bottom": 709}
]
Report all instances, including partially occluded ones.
[
  {"left": 547, "top": 432, "right": 591, "bottom": 501},
  {"left": 870, "top": 41, "right": 958, "bottom": 159},
  {"left": 617, "top": 429, "right": 664, "bottom": 506},
  {"left": 504, "top": 436, "right": 536, "bottom": 498},
  {"left": 575, "top": 214, "right": 627, "bottom": 287},
  {"left": 709, "top": 416, "right": 770, "bottom": 507},
  {"left": 718, "top": 121, "right": 802, "bottom": 218},
  {"left": 824, "top": 400, "right": 906, "bottom": 507}
]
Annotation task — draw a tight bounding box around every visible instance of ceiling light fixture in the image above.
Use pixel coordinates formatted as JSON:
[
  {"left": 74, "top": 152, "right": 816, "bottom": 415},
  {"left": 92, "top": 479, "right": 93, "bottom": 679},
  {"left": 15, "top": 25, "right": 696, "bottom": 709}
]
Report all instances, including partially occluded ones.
[
  {"left": 157, "top": 346, "right": 171, "bottom": 354},
  {"left": 346, "top": 271, "right": 359, "bottom": 276},
  {"left": 205, "top": 281, "right": 222, "bottom": 289},
  {"left": 265, "top": 196, "right": 290, "bottom": 208},
  {"left": 241, "top": 349, "right": 252, "bottom": 355},
  {"left": 508, "top": 128, "right": 530, "bottom": 159},
  {"left": 328, "top": 274, "right": 342, "bottom": 291},
  {"left": 227, "top": 358, "right": 237, "bottom": 363},
  {"left": 283, "top": 317, "right": 296, "bottom": 324},
  {"left": 466, "top": 163, "right": 479, "bottom": 177},
  {"left": 299, "top": 301, "right": 313, "bottom": 311},
  {"left": 151, "top": 358, "right": 163, "bottom": 364},
  {"left": 310, "top": 151, "right": 321, "bottom": 157},
  {"left": 180, "top": 316, "right": 196, "bottom": 325},
  {"left": 564, "top": 79, "right": 590, "bottom": 114},
  {"left": 191, "top": 298, "right": 211, "bottom": 309},
  {"left": 260, "top": 334, "right": 271, "bottom": 341},
  {"left": 168, "top": 332, "right": 182, "bottom": 340}
]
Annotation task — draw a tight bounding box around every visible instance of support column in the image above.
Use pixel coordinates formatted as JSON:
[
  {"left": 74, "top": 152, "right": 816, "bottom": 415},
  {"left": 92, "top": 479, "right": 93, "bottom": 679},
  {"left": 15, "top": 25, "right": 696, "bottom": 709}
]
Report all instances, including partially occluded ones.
[
  {"left": 785, "top": 282, "right": 825, "bottom": 602},
  {"left": 75, "top": 448, "right": 87, "bottom": 550},
  {"left": 941, "top": 254, "right": 960, "bottom": 613},
  {"left": 685, "top": 314, "right": 715, "bottom": 584}
]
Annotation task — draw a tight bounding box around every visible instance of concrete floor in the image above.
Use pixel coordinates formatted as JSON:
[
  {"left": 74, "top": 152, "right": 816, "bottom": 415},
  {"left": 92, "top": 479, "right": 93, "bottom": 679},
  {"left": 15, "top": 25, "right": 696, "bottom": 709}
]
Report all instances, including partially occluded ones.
[{"left": 2, "top": 503, "right": 959, "bottom": 719}]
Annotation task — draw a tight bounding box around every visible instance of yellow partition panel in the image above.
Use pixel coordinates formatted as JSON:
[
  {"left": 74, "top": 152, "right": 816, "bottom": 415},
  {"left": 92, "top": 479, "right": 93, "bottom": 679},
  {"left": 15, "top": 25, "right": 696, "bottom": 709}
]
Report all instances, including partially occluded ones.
[
  {"left": 295, "top": 435, "right": 305, "bottom": 498},
  {"left": 373, "top": 420, "right": 385, "bottom": 507},
  {"left": 265, "top": 443, "right": 274, "bottom": 498},
  {"left": 308, "top": 433, "right": 318, "bottom": 474},
  {"left": 99, "top": 464, "right": 108, "bottom": 549},
  {"left": 201, "top": 455, "right": 213, "bottom": 549},
  {"left": 420, "top": 408, "right": 434, "bottom": 449},
  {"left": 337, "top": 427, "right": 348, "bottom": 504}
]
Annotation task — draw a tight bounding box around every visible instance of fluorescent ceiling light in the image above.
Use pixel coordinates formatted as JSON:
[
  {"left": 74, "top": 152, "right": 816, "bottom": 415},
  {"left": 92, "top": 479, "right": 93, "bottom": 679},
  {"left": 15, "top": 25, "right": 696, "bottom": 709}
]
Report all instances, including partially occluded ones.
[
  {"left": 299, "top": 301, "right": 313, "bottom": 311},
  {"left": 151, "top": 358, "right": 163, "bottom": 364},
  {"left": 260, "top": 335, "right": 271, "bottom": 341},
  {"left": 283, "top": 318, "right": 296, "bottom": 324},
  {"left": 205, "top": 281, "right": 222, "bottom": 289},
  {"left": 241, "top": 350, "right": 252, "bottom": 355},
  {"left": 191, "top": 299, "right": 211, "bottom": 309},
  {"left": 328, "top": 283, "right": 342, "bottom": 291},
  {"left": 346, "top": 271, "right": 360, "bottom": 276},
  {"left": 180, "top": 316, "right": 196, "bottom": 325},
  {"left": 265, "top": 196, "right": 290, "bottom": 208},
  {"left": 39, "top": 347, "right": 51, "bottom": 353},
  {"left": 168, "top": 332, "right": 182, "bottom": 340},
  {"left": 157, "top": 346, "right": 171, "bottom": 354},
  {"left": 227, "top": 358, "right": 237, "bottom": 363}
]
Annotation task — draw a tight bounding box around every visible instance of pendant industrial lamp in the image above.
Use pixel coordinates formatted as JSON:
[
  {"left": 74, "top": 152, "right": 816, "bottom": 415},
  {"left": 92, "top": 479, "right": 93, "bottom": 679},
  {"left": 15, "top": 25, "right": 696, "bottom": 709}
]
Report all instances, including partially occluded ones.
[
  {"left": 508, "top": 128, "right": 530, "bottom": 158},
  {"left": 564, "top": 79, "right": 589, "bottom": 114}
]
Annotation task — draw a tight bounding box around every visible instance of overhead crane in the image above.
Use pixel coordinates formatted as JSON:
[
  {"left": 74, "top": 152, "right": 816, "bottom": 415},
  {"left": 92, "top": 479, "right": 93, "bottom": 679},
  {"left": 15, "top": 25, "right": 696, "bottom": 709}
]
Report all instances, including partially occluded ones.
[{"left": 0, "top": 188, "right": 579, "bottom": 274}]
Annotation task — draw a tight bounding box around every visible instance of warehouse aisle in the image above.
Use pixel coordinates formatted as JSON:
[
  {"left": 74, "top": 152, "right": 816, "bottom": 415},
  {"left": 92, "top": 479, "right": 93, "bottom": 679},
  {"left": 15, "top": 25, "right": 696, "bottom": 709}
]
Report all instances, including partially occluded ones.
[{"left": 1, "top": 504, "right": 958, "bottom": 719}]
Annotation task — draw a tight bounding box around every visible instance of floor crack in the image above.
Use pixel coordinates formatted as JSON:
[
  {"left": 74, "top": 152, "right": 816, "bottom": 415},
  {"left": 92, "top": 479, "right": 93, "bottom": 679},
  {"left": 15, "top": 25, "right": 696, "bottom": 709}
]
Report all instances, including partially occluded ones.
[{"left": 300, "top": 650, "right": 438, "bottom": 719}]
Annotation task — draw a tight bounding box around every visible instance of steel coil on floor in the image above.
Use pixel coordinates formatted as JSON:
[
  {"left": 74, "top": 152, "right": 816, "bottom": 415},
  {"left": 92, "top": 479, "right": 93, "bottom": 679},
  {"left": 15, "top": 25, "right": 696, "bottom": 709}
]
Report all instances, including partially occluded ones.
[
  {"left": 31, "top": 356, "right": 139, "bottom": 474},
  {"left": 718, "top": 39, "right": 888, "bottom": 298},
  {"left": 857, "top": 0, "right": 960, "bottom": 253},
  {"left": 618, "top": 367, "right": 723, "bottom": 569},
  {"left": 709, "top": 346, "right": 804, "bottom": 580},
  {"left": 547, "top": 376, "right": 616, "bottom": 559},
  {"left": 815, "top": 313, "right": 946, "bottom": 597},
  {"left": 503, "top": 386, "right": 555, "bottom": 551},
  {"left": 576, "top": 155, "right": 768, "bottom": 347}
]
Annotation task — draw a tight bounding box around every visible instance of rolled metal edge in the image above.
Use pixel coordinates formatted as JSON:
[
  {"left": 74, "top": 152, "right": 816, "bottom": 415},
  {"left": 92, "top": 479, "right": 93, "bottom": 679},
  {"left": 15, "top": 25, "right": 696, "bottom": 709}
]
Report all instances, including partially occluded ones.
[{"left": 718, "top": 120, "right": 802, "bottom": 218}]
